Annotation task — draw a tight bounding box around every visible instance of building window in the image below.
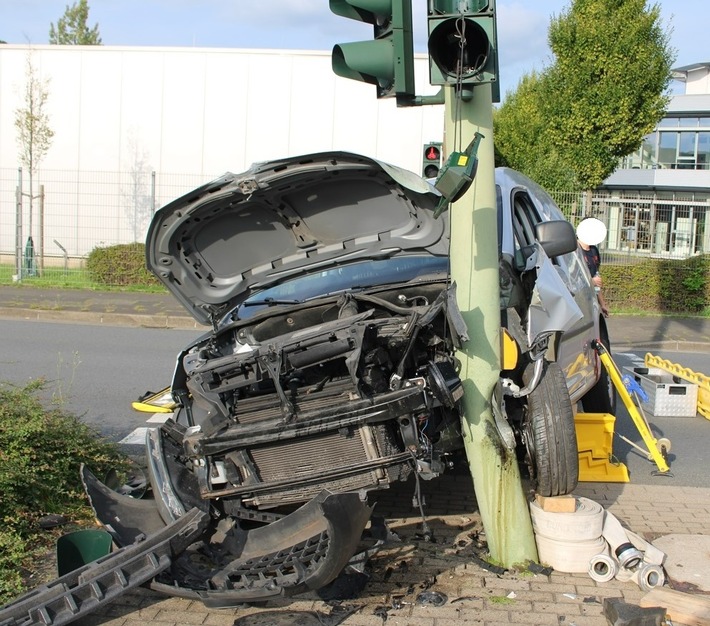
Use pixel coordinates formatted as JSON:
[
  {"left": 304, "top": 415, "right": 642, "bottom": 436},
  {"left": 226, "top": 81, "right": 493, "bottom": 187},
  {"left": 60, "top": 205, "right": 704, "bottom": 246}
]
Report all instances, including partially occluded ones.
[
  {"left": 698, "top": 132, "right": 710, "bottom": 169},
  {"left": 677, "top": 131, "right": 696, "bottom": 168},
  {"left": 658, "top": 132, "right": 677, "bottom": 168},
  {"left": 620, "top": 117, "right": 710, "bottom": 170}
]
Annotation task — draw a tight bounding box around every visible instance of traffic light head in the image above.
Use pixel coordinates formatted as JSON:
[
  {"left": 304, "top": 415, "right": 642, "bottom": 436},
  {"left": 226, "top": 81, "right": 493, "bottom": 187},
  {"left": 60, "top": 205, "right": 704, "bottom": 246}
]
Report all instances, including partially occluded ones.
[
  {"left": 330, "top": 0, "right": 415, "bottom": 100},
  {"left": 427, "top": 0, "right": 499, "bottom": 101},
  {"left": 422, "top": 143, "right": 443, "bottom": 179},
  {"left": 429, "top": 17, "right": 490, "bottom": 81}
]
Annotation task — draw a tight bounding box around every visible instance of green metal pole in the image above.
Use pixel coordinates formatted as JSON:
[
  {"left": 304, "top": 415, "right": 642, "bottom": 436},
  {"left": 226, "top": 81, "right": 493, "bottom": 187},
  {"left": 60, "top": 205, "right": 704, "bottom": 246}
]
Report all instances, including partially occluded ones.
[{"left": 445, "top": 84, "right": 538, "bottom": 566}]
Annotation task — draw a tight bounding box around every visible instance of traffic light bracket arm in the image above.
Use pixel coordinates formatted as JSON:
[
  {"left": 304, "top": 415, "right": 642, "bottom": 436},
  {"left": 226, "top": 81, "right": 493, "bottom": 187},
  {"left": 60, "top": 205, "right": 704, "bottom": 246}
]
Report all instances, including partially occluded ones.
[{"left": 396, "top": 88, "right": 446, "bottom": 107}]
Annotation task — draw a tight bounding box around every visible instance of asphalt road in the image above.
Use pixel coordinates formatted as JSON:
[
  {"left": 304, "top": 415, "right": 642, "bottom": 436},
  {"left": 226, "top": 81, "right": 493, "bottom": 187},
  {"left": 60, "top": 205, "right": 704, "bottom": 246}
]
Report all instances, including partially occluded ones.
[
  {"left": 1, "top": 319, "right": 202, "bottom": 440},
  {"left": 610, "top": 349, "right": 710, "bottom": 488},
  {"left": 1, "top": 319, "right": 708, "bottom": 487}
]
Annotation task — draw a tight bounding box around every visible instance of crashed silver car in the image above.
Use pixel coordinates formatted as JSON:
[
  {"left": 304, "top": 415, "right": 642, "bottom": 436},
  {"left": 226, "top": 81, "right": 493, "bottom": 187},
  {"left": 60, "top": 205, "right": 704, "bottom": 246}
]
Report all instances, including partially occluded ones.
[{"left": 54, "top": 153, "right": 613, "bottom": 612}]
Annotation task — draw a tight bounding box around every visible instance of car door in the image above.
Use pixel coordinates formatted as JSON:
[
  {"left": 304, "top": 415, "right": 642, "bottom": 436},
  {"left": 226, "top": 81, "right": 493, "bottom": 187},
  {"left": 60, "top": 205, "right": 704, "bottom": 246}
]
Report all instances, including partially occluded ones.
[{"left": 510, "top": 188, "right": 598, "bottom": 402}]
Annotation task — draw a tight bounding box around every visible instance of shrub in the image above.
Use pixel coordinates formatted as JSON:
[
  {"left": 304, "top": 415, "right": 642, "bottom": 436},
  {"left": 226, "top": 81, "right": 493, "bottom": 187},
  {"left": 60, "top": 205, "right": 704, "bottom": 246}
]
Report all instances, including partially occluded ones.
[
  {"left": 86, "top": 243, "right": 158, "bottom": 286},
  {"left": 603, "top": 254, "right": 710, "bottom": 314},
  {"left": 0, "top": 381, "right": 128, "bottom": 603}
]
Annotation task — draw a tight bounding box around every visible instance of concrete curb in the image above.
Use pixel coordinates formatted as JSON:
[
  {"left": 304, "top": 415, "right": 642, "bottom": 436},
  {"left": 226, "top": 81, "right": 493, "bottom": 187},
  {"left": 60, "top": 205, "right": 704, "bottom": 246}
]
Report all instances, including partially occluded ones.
[
  {"left": 613, "top": 340, "right": 710, "bottom": 353},
  {"left": 3, "top": 306, "right": 709, "bottom": 350},
  {"left": 0, "top": 307, "right": 202, "bottom": 330}
]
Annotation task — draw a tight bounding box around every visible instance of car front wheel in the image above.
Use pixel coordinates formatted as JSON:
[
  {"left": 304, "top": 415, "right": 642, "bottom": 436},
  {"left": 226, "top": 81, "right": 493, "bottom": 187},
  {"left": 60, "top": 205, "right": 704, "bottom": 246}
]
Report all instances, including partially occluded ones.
[{"left": 523, "top": 360, "right": 579, "bottom": 496}]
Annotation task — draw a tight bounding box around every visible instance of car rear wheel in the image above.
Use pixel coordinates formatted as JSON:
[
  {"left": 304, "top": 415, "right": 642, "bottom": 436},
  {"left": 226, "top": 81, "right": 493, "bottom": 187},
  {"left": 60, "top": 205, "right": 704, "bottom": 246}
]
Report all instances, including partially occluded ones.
[
  {"left": 580, "top": 329, "right": 616, "bottom": 415},
  {"left": 523, "top": 360, "right": 579, "bottom": 496}
]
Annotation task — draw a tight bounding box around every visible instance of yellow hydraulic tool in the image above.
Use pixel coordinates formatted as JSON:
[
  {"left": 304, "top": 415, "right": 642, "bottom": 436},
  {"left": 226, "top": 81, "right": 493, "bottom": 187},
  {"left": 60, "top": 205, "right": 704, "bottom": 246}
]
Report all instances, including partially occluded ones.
[
  {"left": 592, "top": 341, "right": 671, "bottom": 475},
  {"left": 131, "top": 386, "right": 176, "bottom": 413},
  {"left": 645, "top": 353, "right": 709, "bottom": 420}
]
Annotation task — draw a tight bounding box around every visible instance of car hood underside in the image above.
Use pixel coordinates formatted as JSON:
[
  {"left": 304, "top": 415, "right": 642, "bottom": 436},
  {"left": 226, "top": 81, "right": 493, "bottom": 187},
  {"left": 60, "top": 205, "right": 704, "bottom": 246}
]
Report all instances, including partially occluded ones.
[{"left": 146, "top": 152, "right": 447, "bottom": 325}]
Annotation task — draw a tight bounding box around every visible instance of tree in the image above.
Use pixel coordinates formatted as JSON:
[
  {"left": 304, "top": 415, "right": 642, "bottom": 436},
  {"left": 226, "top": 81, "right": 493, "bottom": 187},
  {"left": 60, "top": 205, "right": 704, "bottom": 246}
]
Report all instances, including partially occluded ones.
[
  {"left": 49, "top": 0, "right": 102, "bottom": 45},
  {"left": 15, "top": 52, "right": 54, "bottom": 256},
  {"left": 122, "top": 129, "right": 155, "bottom": 242},
  {"left": 494, "top": 73, "right": 578, "bottom": 191},
  {"left": 495, "top": 0, "right": 675, "bottom": 191}
]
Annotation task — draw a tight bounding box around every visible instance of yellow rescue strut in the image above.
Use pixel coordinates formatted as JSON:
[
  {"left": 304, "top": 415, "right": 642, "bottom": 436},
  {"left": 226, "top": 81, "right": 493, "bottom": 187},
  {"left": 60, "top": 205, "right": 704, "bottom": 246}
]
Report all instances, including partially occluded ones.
[{"left": 592, "top": 340, "right": 671, "bottom": 475}]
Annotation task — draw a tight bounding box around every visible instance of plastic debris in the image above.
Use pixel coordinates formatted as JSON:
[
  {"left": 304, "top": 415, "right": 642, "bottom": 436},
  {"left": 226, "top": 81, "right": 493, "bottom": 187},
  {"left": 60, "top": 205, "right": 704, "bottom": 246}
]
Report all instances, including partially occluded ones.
[{"left": 415, "top": 591, "right": 448, "bottom": 607}]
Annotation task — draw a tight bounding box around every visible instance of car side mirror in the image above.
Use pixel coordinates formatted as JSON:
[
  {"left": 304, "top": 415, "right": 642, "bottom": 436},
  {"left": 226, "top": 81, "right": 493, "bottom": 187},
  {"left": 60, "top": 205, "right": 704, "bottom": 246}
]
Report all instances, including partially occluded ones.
[{"left": 534, "top": 220, "right": 577, "bottom": 258}]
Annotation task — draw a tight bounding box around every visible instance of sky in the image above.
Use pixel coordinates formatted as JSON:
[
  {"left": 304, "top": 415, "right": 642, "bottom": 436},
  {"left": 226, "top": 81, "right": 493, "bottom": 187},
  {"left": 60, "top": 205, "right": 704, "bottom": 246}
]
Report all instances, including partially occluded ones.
[{"left": 0, "top": 0, "right": 707, "bottom": 98}]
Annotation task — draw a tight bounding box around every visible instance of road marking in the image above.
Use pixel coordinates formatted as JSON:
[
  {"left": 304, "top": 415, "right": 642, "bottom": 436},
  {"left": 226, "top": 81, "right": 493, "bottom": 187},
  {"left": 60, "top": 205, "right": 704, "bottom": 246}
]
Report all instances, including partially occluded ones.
[
  {"left": 120, "top": 413, "right": 171, "bottom": 444},
  {"left": 119, "top": 427, "right": 151, "bottom": 445},
  {"left": 146, "top": 412, "right": 172, "bottom": 424},
  {"left": 616, "top": 352, "right": 645, "bottom": 367}
]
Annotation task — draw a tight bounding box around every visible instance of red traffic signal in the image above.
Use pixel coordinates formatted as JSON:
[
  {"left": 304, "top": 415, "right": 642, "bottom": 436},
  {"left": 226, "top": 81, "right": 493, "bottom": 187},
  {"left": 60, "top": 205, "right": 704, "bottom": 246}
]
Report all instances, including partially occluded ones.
[
  {"left": 425, "top": 145, "right": 440, "bottom": 161},
  {"left": 422, "top": 143, "right": 442, "bottom": 178}
]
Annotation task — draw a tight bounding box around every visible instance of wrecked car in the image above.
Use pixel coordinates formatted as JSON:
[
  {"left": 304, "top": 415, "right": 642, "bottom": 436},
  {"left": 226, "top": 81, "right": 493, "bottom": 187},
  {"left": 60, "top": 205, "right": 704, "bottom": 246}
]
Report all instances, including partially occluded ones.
[
  {"left": 0, "top": 153, "right": 614, "bottom": 622},
  {"left": 125, "top": 153, "right": 613, "bottom": 593}
]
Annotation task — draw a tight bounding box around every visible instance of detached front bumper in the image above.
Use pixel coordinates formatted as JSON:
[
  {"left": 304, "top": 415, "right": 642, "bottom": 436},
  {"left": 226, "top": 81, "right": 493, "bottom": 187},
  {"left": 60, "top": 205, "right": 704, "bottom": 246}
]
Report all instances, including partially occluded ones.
[{"left": 81, "top": 428, "right": 374, "bottom": 607}]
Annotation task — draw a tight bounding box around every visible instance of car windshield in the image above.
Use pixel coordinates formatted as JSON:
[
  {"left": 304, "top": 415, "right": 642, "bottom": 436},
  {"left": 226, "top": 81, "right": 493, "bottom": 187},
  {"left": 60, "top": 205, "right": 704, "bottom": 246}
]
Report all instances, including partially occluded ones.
[{"left": 230, "top": 255, "right": 449, "bottom": 321}]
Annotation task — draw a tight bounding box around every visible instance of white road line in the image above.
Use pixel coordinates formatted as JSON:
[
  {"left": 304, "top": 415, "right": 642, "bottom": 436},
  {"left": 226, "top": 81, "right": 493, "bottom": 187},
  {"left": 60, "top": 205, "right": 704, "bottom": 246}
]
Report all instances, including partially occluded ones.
[
  {"left": 120, "top": 413, "right": 172, "bottom": 444},
  {"left": 119, "top": 427, "right": 152, "bottom": 445},
  {"left": 146, "top": 412, "right": 172, "bottom": 424},
  {"left": 616, "top": 352, "right": 645, "bottom": 367}
]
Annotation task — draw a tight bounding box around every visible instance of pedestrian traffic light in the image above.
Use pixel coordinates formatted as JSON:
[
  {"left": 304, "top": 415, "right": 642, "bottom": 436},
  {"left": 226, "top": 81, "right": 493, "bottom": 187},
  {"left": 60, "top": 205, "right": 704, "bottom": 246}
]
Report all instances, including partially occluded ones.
[
  {"left": 422, "top": 142, "right": 443, "bottom": 178},
  {"left": 427, "top": 0, "right": 499, "bottom": 101},
  {"left": 330, "top": 0, "right": 415, "bottom": 100}
]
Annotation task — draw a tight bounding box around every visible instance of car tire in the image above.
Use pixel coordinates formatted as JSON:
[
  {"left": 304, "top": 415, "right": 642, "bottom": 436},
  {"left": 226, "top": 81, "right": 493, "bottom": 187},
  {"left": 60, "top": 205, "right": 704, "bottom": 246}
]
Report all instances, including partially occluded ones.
[
  {"left": 580, "top": 328, "right": 616, "bottom": 415},
  {"left": 524, "top": 360, "right": 579, "bottom": 497}
]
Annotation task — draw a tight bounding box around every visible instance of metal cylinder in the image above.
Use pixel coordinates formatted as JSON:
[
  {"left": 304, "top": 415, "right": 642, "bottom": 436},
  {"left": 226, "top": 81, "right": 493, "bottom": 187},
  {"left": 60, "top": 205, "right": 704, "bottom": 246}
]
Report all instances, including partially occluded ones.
[
  {"left": 637, "top": 563, "right": 665, "bottom": 592},
  {"left": 588, "top": 553, "right": 618, "bottom": 583}
]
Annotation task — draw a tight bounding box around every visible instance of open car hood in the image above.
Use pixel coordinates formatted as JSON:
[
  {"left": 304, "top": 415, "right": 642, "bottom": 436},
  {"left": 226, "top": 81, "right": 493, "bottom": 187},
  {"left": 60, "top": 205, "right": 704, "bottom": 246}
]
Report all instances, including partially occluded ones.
[{"left": 146, "top": 151, "right": 447, "bottom": 325}]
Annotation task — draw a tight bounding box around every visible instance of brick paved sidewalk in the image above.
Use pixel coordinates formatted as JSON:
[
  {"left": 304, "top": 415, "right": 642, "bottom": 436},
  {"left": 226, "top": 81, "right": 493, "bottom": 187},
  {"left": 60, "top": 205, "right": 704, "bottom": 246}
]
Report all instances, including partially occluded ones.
[{"left": 70, "top": 476, "right": 710, "bottom": 626}]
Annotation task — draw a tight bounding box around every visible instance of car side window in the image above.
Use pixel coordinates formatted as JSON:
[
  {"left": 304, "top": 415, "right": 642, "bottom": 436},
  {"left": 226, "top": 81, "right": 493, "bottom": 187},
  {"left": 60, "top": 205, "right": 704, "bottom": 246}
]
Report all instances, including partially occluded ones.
[{"left": 511, "top": 190, "right": 542, "bottom": 268}]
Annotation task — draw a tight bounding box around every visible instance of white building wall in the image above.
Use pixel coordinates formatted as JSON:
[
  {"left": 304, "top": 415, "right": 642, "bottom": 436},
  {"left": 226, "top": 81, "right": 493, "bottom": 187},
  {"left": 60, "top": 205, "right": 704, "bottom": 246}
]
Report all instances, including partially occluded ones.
[
  {"left": 1, "top": 45, "right": 443, "bottom": 174},
  {"left": 0, "top": 45, "right": 444, "bottom": 257},
  {"left": 685, "top": 66, "right": 710, "bottom": 95}
]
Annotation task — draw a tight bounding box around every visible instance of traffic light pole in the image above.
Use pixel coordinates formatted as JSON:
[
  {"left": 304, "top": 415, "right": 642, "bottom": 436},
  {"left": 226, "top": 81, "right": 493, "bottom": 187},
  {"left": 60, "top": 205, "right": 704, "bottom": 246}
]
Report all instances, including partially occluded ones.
[{"left": 445, "top": 84, "right": 538, "bottom": 567}]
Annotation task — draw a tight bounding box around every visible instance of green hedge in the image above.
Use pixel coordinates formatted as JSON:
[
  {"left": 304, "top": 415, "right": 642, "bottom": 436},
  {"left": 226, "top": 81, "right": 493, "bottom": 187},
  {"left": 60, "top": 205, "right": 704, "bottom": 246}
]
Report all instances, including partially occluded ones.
[
  {"left": 0, "top": 382, "right": 128, "bottom": 603},
  {"left": 603, "top": 254, "right": 710, "bottom": 314},
  {"left": 86, "top": 243, "right": 159, "bottom": 286},
  {"left": 77, "top": 244, "right": 710, "bottom": 314}
]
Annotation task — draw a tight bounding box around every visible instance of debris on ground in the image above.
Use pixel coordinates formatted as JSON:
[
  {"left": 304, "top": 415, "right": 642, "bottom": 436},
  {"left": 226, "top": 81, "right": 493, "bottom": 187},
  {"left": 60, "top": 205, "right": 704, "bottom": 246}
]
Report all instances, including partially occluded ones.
[
  {"left": 415, "top": 591, "right": 448, "bottom": 607},
  {"left": 602, "top": 597, "right": 666, "bottom": 626},
  {"left": 640, "top": 587, "right": 710, "bottom": 625}
]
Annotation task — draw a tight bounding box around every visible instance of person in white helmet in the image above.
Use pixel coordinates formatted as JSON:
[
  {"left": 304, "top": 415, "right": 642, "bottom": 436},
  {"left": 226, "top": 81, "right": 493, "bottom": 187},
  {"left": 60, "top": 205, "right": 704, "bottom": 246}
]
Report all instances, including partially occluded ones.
[{"left": 576, "top": 217, "right": 609, "bottom": 318}]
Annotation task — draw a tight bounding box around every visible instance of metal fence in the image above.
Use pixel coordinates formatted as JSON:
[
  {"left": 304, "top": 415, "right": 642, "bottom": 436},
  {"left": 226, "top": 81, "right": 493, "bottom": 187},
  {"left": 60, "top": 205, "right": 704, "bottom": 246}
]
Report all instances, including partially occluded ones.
[
  {"left": 550, "top": 189, "right": 710, "bottom": 265},
  {"left": 2, "top": 167, "right": 709, "bottom": 286},
  {"left": 1, "top": 167, "right": 217, "bottom": 282}
]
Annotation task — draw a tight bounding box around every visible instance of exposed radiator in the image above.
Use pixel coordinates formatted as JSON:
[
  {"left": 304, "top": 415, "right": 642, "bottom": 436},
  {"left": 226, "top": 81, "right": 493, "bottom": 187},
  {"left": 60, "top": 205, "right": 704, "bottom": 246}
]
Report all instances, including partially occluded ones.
[{"left": 247, "top": 426, "right": 385, "bottom": 508}]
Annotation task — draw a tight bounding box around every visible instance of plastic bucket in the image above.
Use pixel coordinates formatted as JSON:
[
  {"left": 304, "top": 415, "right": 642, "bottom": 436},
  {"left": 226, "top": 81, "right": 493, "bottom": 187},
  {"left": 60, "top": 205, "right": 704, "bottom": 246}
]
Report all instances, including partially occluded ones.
[{"left": 56, "top": 528, "right": 113, "bottom": 576}]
